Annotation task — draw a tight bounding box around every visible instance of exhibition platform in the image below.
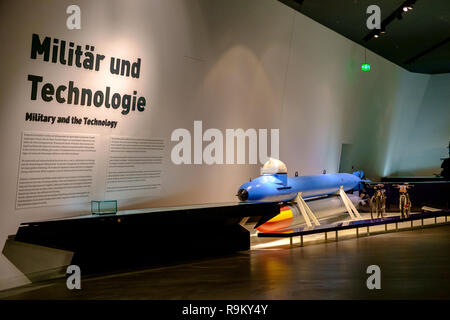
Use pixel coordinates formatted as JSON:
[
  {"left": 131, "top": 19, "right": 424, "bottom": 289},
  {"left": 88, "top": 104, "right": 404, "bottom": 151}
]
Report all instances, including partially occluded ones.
[
  {"left": 2, "top": 224, "right": 450, "bottom": 300},
  {"left": 4, "top": 202, "right": 280, "bottom": 278},
  {"left": 372, "top": 180, "right": 450, "bottom": 212},
  {"left": 258, "top": 209, "right": 450, "bottom": 246}
]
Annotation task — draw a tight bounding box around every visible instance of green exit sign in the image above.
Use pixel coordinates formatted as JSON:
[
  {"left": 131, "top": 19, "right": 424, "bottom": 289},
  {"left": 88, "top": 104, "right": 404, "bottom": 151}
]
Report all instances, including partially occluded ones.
[{"left": 361, "top": 63, "right": 371, "bottom": 71}]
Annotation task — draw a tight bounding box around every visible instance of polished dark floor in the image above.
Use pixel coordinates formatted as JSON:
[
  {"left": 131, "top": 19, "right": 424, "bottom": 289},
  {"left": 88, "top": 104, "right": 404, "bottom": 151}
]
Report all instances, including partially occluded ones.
[{"left": 2, "top": 225, "right": 450, "bottom": 299}]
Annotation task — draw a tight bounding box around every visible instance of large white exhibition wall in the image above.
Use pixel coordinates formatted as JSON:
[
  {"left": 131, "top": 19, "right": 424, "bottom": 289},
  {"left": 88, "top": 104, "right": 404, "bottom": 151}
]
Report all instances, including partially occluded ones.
[
  {"left": 383, "top": 73, "right": 450, "bottom": 176},
  {"left": 0, "top": 0, "right": 446, "bottom": 289}
]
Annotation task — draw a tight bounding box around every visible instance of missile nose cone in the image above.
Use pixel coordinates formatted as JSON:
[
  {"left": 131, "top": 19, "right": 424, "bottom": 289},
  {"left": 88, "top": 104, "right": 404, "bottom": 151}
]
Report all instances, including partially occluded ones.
[{"left": 237, "top": 189, "right": 249, "bottom": 201}]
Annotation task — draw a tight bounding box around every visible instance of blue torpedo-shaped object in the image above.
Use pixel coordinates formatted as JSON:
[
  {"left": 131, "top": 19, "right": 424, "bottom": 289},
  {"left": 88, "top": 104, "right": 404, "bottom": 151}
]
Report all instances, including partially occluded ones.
[{"left": 236, "top": 159, "right": 362, "bottom": 203}]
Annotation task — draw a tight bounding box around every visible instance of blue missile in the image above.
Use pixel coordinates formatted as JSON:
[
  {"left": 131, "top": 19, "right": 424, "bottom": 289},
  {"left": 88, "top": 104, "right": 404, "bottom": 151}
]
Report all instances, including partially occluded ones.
[{"left": 236, "top": 159, "right": 362, "bottom": 203}]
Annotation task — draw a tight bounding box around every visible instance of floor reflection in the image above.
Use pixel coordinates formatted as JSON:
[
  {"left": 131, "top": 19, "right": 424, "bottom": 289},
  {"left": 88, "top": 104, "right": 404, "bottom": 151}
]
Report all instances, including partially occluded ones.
[{"left": 1, "top": 224, "right": 450, "bottom": 299}]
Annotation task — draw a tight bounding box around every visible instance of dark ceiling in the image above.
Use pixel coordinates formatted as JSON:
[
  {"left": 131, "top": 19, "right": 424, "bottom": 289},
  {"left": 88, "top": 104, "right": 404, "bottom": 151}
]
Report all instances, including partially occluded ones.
[{"left": 278, "top": 0, "right": 450, "bottom": 74}]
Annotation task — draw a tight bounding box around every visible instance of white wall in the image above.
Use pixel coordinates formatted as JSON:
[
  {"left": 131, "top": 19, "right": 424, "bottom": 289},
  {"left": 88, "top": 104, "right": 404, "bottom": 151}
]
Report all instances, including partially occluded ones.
[
  {"left": 384, "top": 73, "right": 450, "bottom": 176},
  {"left": 0, "top": 0, "right": 447, "bottom": 290},
  {"left": 279, "top": 10, "right": 430, "bottom": 178}
]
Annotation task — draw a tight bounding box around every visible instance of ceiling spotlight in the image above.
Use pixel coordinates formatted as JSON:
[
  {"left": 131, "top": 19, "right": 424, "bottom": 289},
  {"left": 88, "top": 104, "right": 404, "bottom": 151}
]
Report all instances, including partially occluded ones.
[{"left": 403, "top": 6, "right": 409, "bottom": 12}]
